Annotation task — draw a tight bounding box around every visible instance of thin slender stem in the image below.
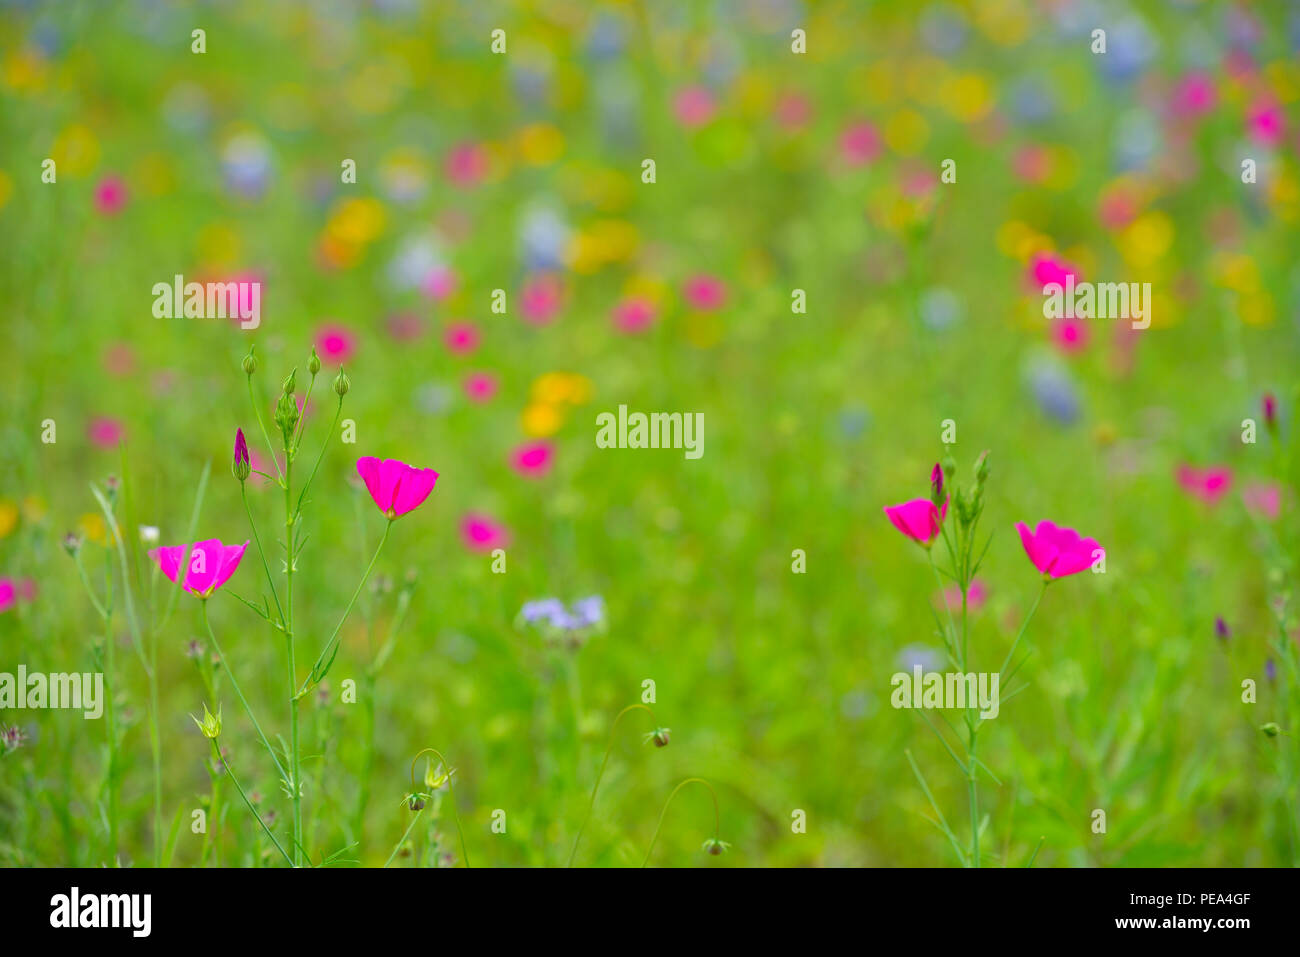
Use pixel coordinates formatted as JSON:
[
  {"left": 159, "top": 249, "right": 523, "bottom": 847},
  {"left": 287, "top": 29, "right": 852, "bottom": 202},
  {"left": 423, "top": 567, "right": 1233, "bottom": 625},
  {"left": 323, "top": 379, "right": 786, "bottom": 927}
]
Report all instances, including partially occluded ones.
[
  {"left": 241, "top": 483, "right": 285, "bottom": 627},
  {"left": 247, "top": 376, "right": 284, "bottom": 483},
  {"left": 998, "top": 580, "right": 1050, "bottom": 680},
  {"left": 568, "top": 703, "right": 657, "bottom": 866},
  {"left": 642, "top": 777, "right": 720, "bottom": 868},
  {"left": 201, "top": 601, "right": 287, "bottom": 780},
  {"left": 211, "top": 738, "right": 293, "bottom": 867},
  {"left": 285, "top": 452, "right": 302, "bottom": 867},
  {"left": 295, "top": 396, "right": 342, "bottom": 514},
  {"left": 300, "top": 520, "right": 392, "bottom": 695},
  {"left": 384, "top": 805, "right": 425, "bottom": 868}
]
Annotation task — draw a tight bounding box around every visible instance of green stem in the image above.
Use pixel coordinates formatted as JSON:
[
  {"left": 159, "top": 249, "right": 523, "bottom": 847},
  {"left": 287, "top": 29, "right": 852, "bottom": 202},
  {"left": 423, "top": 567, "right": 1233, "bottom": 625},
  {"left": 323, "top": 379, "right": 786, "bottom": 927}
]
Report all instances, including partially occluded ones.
[
  {"left": 642, "top": 777, "right": 720, "bottom": 867},
  {"left": 211, "top": 738, "right": 293, "bottom": 867},
  {"left": 300, "top": 520, "right": 392, "bottom": 696},
  {"left": 568, "top": 703, "right": 658, "bottom": 866},
  {"left": 998, "top": 580, "right": 1049, "bottom": 680},
  {"left": 285, "top": 452, "right": 302, "bottom": 867},
  {"left": 248, "top": 376, "right": 284, "bottom": 484},
  {"left": 241, "top": 483, "right": 285, "bottom": 627},
  {"left": 384, "top": 805, "right": 425, "bottom": 868},
  {"left": 200, "top": 600, "right": 287, "bottom": 780}
]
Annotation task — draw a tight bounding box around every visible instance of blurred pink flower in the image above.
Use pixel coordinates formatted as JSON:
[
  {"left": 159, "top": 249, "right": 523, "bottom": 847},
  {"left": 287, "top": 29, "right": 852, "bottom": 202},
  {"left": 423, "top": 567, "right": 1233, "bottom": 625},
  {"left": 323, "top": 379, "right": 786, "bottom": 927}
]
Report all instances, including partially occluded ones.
[
  {"left": 1012, "top": 145, "right": 1050, "bottom": 183},
  {"left": 1243, "top": 481, "right": 1281, "bottom": 521},
  {"left": 103, "top": 343, "right": 136, "bottom": 377},
  {"left": 315, "top": 324, "right": 356, "bottom": 364},
  {"left": 0, "top": 578, "right": 15, "bottom": 614},
  {"left": 461, "top": 513, "right": 509, "bottom": 552},
  {"left": 464, "top": 372, "right": 499, "bottom": 403},
  {"left": 883, "top": 499, "right": 947, "bottom": 548},
  {"left": 938, "top": 579, "right": 988, "bottom": 614},
  {"left": 446, "top": 142, "right": 488, "bottom": 187},
  {"left": 1029, "top": 254, "right": 1079, "bottom": 289},
  {"left": 1172, "top": 72, "right": 1216, "bottom": 119},
  {"left": 673, "top": 86, "right": 716, "bottom": 128},
  {"left": 511, "top": 441, "right": 554, "bottom": 478},
  {"left": 682, "top": 274, "right": 727, "bottom": 311},
  {"left": 839, "top": 122, "right": 881, "bottom": 166},
  {"left": 386, "top": 312, "right": 425, "bottom": 342},
  {"left": 1247, "top": 99, "right": 1284, "bottom": 146},
  {"left": 88, "top": 417, "right": 125, "bottom": 449},
  {"left": 1052, "top": 317, "right": 1090, "bottom": 354},
  {"left": 421, "top": 264, "right": 458, "bottom": 301},
  {"left": 356, "top": 457, "right": 439, "bottom": 520},
  {"left": 148, "top": 539, "right": 249, "bottom": 599},
  {"left": 94, "top": 175, "right": 129, "bottom": 216},
  {"left": 16, "top": 578, "right": 37, "bottom": 603},
  {"left": 775, "top": 92, "right": 813, "bottom": 130},
  {"left": 612, "top": 297, "right": 657, "bottom": 334},
  {"left": 1016, "top": 520, "right": 1103, "bottom": 578},
  {"left": 521, "top": 273, "right": 564, "bottom": 325},
  {"left": 1176, "top": 464, "right": 1233, "bottom": 505},
  {"left": 443, "top": 321, "right": 481, "bottom": 355}
]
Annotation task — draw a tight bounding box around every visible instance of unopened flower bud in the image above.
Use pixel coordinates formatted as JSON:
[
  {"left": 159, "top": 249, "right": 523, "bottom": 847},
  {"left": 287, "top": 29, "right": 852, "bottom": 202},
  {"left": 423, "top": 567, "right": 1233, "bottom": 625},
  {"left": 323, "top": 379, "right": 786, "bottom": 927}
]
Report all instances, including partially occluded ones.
[
  {"left": 191, "top": 703, "right": 222, "bottom": 739},
  {"left": 333, "top": 367, "right": 350, "bottom": 397},
  {"left": 232, "top": 428, "right": 251, "bottom": 482},
  {"left": 242, "top": 346, "right": 258, "bottom": 376},
  {"left": 973, "top": 450, "right": 990, "bottom": 485},
  {"left": 408, "top": 794, "right": 426, "bottom": 811},
  {"left": 930, "top": 463, "right": 944, "bottom": 506},
  {"left": 941, "top": 455, "right": 956, "bottom": 482},
  {"left": 701, "top": 837, "right": 730, "bottom": 856},
  {"left": 649, "top": 727, "right": 671, "bottom": 748},
  {"left": 308, "top": 347, "right": 321, "bottom": 376},
  {"left": 62, "top": 532, "right": 82, "bottom": 556},
  {"left": 1260, "top": 722, "right": 1281, "bottom": 738},
  {"left": 282, "top": 368, "right": 297, "bottom": 396}
]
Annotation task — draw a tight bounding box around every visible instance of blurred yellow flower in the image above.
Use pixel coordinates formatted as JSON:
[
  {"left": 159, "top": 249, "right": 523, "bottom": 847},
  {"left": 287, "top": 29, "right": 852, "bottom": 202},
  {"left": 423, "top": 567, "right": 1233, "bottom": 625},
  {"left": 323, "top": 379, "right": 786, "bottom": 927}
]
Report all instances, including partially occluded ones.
[
  {"left": 884, "top": 109, "right": 929, "bottom": 155},
  {"left": 1210, "top": 252, "right": 1260, "bottom": 294},
  {"left": 522, "top": 403, "right": 564, "bottom": 437},
  {"left": 517, "top": 123, "right": 564, "bottom": 166},
  {"left": 3, "top": 47, "right": 49, "bottom": 93},
  {"left": 51, "top": 124, "right": 100, "bottom": 178},
  {"left": 79, "top": 513, "right": 107, "bottom": 545},
  {"left": 197, "top": 223, "right": 242, "bottom": 268},
  {"left": 327, "top": 197, "right": 387, "bottom": 245},
  {"left": 0, "top": 501, "right": 18, "bottom": 539},
  {"left": 1117, "top": 211, "right": 1173, "bottom": 268},
  {"left": 1238, "top": 293, "right": 1275, "bottom": 327},
  {"left": 941, "top": 73, "right": 994, "bottom": 122}
]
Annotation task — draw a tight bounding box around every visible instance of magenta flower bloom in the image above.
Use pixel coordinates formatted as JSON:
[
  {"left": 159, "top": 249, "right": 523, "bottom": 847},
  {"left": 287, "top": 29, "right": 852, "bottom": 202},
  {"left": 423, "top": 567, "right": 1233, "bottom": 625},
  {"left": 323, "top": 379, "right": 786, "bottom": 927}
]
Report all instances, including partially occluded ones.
[
  {"left": 612, "top": 297, "right": 656, "bottom": 334},
  {"left": 445, "top": 142, "right": 488, "bottom": 187},
  {"left": 356, "top": 457, "right": 439, "bottom": 520},
  {"left": 521, "top": 273, "right": 564, "bottom": 325},
  {"left": 682, "top": 275, "right": 727, "bottom": 311},
  {"left": 461, "top": 513, "right": 509, "bottom": 552},
  {"left": 315, "top": 324, "right": 357, "bottom": 364},
  {"left": 511, "top": 441, "right": 554, "bottom": 478},
  {"left": 839, "top": 121, "right": 881, "bottom": 167},
  {"left": 1243, "top": 481, "right": 1281, "bottom": 521},
  {"left": 421, "top": 264, "right": 458, "bottom": 301},
  {"left": 88, "top": 417, "right": 125, "bottom": 449},
  {"left": 673, "top": 86, "right": 716, "bottom": 128},
  {"left": 1176, "top": 464, "right": 1233, "bottom": 505},
  {"left": 0, "top": 578, "right": 15, "bottom": 614},
  {"left": 94, "top": 175, "right": 129, "bottom": 216},
  {"left": 1015, "top": 520, "right": 1103, "bottom": 579},
  {"left": 463, "top": 371, "right": 499, "bottom": 403},
  {"left": 443, "top": 321, "right": 481, "bottom": 355},
  {"left": 148, "top": 539, "right": 249, "bottom": 599},
  {"left": 883, "top": 498, "right": 948, "bottom": 548},
  {"left": 1029, "top": 253, "right": 1079, "bottom": 290}
]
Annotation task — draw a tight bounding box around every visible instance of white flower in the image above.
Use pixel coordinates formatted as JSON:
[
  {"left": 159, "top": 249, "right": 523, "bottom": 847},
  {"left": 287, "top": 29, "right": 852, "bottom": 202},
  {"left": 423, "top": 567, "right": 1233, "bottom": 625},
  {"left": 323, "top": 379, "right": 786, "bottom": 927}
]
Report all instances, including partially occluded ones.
[{"left": 139, "top": 525, "right": 160, "bottom": 544}]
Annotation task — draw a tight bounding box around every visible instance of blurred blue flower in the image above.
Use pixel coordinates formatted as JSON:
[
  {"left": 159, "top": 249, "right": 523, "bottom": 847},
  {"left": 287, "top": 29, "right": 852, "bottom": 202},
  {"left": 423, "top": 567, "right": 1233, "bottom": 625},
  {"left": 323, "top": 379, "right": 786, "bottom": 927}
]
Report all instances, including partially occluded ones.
[{"left": 1026, "top": 360, "right": 1081, "bottom": 425}]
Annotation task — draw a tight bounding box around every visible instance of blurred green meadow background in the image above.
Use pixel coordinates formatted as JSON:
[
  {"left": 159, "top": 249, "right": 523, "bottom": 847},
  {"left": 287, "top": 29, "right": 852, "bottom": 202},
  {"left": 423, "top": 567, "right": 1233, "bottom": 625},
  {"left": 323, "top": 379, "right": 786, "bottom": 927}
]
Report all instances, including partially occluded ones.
[{"left": 2, "top": 0, "right": 1299, "bottom": 867}]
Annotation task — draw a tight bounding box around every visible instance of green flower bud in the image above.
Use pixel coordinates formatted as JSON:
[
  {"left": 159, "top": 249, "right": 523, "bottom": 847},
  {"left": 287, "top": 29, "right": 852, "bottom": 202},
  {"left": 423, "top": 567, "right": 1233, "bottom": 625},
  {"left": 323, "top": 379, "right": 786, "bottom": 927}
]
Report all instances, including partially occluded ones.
[
  {"left": 333, "top": 367, "right": 351, "bottom": 397},
  {"left": 646, "top": 727, "right": 671, "bottom": 748},
  {"left": 973, "top": 450, "right": 990, "bottom": 485},
  {"left": 1260, "top": 722, "right": 1282, "bottom": 738},
  {"left": 282, "top": 368, "right": 297, "bottom": 396},
  {"left": 308, "top": 347, "right": 321, "bottom": 376},
  {"left": 701, "top": 837, "right": 730, "bottom": 856},
  {"left": 242, "top": 346, "right": 258, "bottom": 376},
  {"left": 191, "top": 703, "right": 222, "bottom": 739}
]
